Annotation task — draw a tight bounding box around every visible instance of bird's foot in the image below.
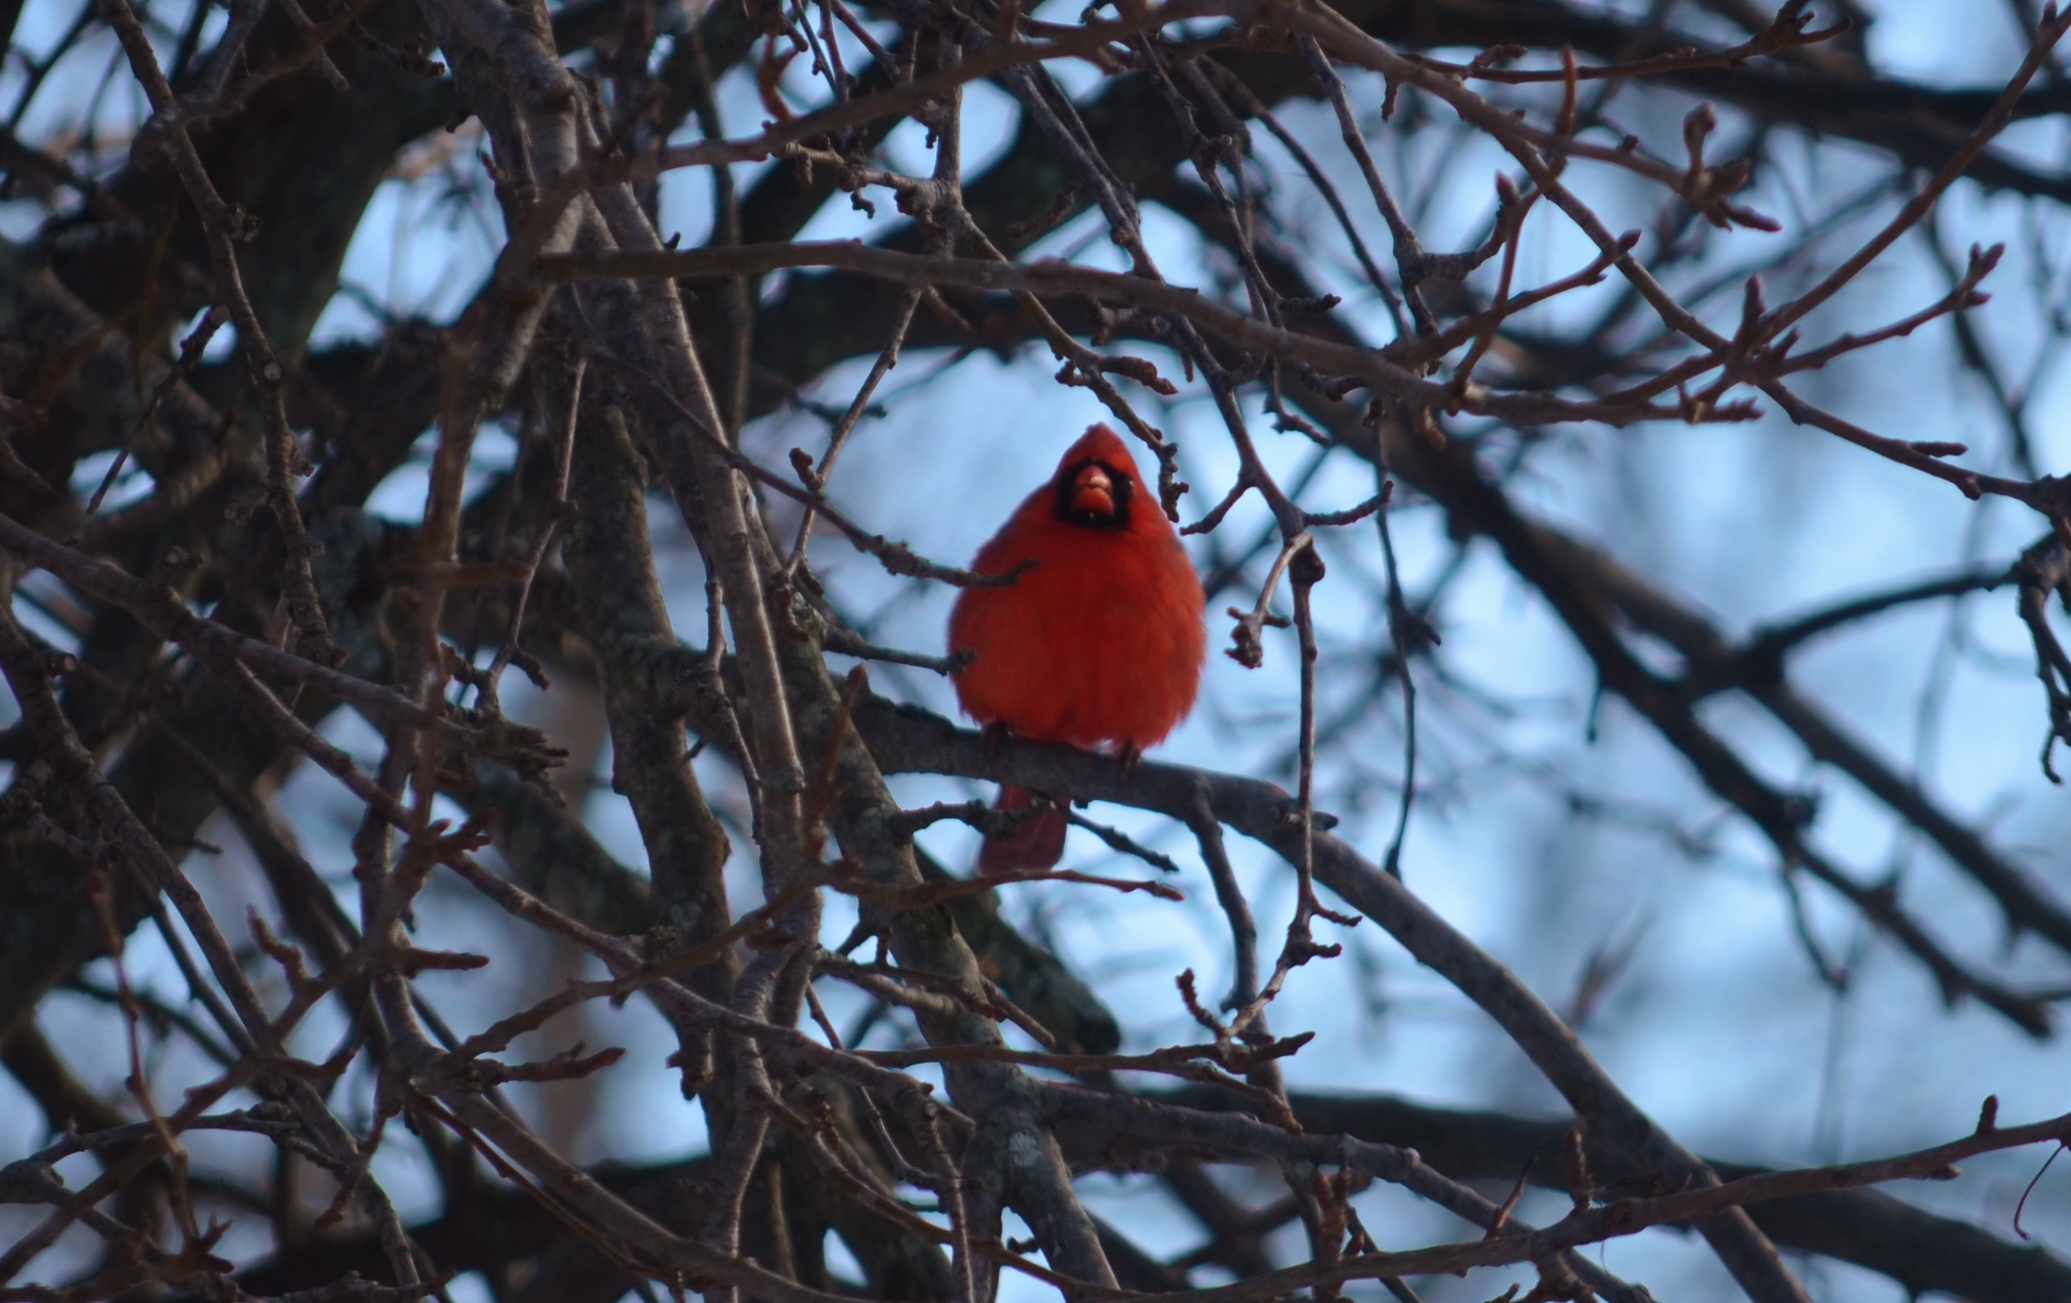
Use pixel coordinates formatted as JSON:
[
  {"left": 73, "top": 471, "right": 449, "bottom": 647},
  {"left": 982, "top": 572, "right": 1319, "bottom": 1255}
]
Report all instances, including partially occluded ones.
[
  {"left": 1115, "top": 743, "right": 1144, "bottom": 778},
  {"left": 982, "top": 721, "right": 1013, "bottom": 765}
]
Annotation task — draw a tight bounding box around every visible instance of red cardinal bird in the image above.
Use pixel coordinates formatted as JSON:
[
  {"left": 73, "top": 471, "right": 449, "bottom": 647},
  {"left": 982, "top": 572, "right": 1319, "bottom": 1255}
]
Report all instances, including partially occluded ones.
[{"left": 948, "top": 424, "right": 1206, "bottom": 869}]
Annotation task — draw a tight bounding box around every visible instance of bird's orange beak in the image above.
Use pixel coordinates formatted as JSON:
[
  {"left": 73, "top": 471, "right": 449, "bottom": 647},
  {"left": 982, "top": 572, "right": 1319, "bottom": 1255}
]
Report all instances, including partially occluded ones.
[{"left": 1069, "top": 464, "right": 1116, "bottom": 519}]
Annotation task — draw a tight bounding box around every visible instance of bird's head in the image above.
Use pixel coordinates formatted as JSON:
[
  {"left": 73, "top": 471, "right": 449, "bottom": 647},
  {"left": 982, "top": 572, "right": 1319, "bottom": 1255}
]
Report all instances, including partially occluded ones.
[{"left": 1051, "top": 424, "right": 1141, "bottom": 530}]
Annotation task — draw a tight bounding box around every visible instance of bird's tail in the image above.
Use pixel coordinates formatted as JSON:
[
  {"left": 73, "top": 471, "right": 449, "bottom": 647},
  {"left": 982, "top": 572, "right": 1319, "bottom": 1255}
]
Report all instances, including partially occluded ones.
[{"left": 978, "top": 784, "right": 1067, "bottom": 872}]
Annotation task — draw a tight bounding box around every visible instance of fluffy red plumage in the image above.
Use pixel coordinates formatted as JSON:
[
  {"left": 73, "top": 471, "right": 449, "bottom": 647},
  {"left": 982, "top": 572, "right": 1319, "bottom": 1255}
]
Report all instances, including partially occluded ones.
[{"left": 948, "top": 424, "right": 1207, "bottom": 869}]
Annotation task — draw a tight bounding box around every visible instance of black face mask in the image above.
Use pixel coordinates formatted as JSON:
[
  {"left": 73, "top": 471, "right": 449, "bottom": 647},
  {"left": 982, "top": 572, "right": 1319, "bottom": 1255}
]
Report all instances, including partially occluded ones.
[{"left": 1053, "top": 458, "right": 1134, "bottom": 530}]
